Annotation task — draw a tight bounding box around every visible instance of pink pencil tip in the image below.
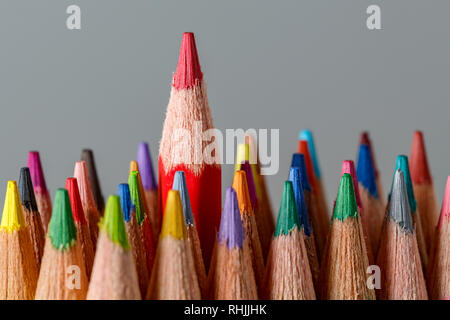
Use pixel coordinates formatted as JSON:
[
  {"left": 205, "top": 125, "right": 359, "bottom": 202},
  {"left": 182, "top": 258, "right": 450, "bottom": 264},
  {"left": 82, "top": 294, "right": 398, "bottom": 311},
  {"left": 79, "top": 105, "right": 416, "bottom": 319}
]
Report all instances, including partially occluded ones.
[
  {"left": 27, "top": 151, "right": 48, "bottom": 192},
  {"left": 173, "top": 32, "right": 203, "bottom": 90},
  {"left": 341, "top": 160, "right": 362, "bottom": 208},
  {"left": 438, "top": 175, "right": 450, "bottom": 227}
]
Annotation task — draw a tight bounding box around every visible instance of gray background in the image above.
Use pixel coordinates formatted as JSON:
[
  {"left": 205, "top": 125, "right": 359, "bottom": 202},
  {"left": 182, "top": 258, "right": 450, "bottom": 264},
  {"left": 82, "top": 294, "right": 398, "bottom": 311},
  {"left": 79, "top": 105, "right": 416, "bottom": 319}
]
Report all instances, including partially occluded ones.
[{"left": 0, "top": 0, "right": 449, "bottom": 219}]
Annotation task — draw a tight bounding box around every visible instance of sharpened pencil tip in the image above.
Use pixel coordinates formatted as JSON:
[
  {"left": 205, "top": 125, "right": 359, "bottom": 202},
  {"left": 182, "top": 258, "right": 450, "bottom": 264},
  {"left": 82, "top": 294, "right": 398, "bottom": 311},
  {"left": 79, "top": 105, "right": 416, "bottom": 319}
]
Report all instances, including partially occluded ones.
[
  {"left": 274, "top": 181, "right": 301, "bottom": 236},
  {"left": 392, "top": 155, "right": 417, "bottom": 213},
  {"left": 160, "top": 190, "right": 187, "bottom": 240},
  {"left": 297, "top": 140, "right": 316, "bottom": 190},
  {"left": 172, "top": 171, "right": 194, "bottom": 226},
  {"left": 389, "top": 170, "right": 414, "bottom": 233},
  {"left": 27, "top": 151, "right": 48, "bottom": 192},
  {"left": 356, "top": 144, "right": 378, "bottom": 198},
  {"left": 240, "top": 161, "right": 258, "bottom": 210},
  {"left": 173, "top": 32, "right": 203, "bottom": 90},
  {"left": 299, "top": 130, "right": 321, "bottom": 178},
  {"left": 232, "top": 170, "right": 253, "bottom": 215},
  {"left": 118, "top": 184, "right": 132, "bottom": 223},
  {"left": 101, "top": 195, "right": 129, "bottom": 249},
  {"left": 341, "top": 160, "right": 362, "bottom": 208},
  {"left": 65, "top": 178, "right": 87, "bottom": 225},
  {"left": 291, "top": 153, "right": 311, "bottom": 191},
  {"left": 288, "top": 168, "right": 312, "bottom": 236},
  {"left": 137, "top": 142, "right": 157, "bottom": 191},
  {"left": 1, "top": 181, "right": 26, "bottom": 232},
  {"left": 48, "top": 189, "right": 77, "bottom": 251},
  {"left": 410, "top": 131, "right": 432, "bottom": 185},
  {"left": 438, "top": 176, "right": 450, "bottom": 227},
  {"left": 19, "top": 167, "right": 38, "bottom": 212},
  {"left": 235, "top": 143, "right": 250, "bottom": 172},
  {"left": 333, "top": 174, "right": 359, "bottom": 221},
  {"left": 128, "top": 171, "right": 144, "bottom": 226},
  {"left": 218, "top": 188, "right": 245, "bottom": 249}
]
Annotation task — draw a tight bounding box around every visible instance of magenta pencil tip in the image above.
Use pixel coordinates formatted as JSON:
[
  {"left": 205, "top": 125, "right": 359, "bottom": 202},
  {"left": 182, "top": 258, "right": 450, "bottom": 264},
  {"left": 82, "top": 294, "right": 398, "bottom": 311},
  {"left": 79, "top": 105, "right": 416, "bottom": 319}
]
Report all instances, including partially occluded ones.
[{"left": 27, "top": 151, "right": 48, "bottom": 192}]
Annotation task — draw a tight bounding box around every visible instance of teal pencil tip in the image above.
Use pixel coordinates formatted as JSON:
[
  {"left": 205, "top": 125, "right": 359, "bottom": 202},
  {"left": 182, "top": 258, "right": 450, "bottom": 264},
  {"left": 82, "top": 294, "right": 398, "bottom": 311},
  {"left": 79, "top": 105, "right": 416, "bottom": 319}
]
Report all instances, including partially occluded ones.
[
  {"left": 333, "top": 173, "right": 359, "bottom": 221},
  {"left": 299, "top": 129, "right": 321, "bottom": 178},
  {"left": 390, "top": 155, "right": 417, "bottom": 213},
  {"left": 274, "top": 181, "right": 301, "bottom": 236}
]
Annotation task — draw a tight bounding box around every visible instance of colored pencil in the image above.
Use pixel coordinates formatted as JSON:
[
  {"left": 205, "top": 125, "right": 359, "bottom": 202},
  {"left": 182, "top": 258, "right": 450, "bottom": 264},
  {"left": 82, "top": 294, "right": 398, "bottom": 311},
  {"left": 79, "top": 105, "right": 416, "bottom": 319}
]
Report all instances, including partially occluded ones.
[
  {"left": 19, "top": 167, "right": 45, "bottom": 268},
  {"left": 81, "top": 149, "right": 105, "bottom": 215},
  {"left": 207, "top": 187, "right": 258, "bottom": 300},
  {"left": 232, "top": 170, "right": 265, "bottom": 291},
  {"left": 320, "top": 173, "right": 375, "bottom": 300},
  {"left": 360, "top": 132, "right": 385, "bottom": 205},
  {"left": 27, "top": 151, "right": 52, "bottom": 232},
  {"left": 35, "top": 189, "right": 88, "bottom": 300},
  {"left": 341, "top": 160, "right": 374, "bottom": 264},
  {"left": 66, "top": 177, "right": 95, "bottom": 279},
  {"left": 87, "top": 195, "right": 141, "bottom": 300},
  {"left": 288, "top": 166, "right": 320, "bottom": 288},
  {"left": 172, "top": 171, "right": 207, "bottom": 296},
  {"left": 137, "top": 142, "right": 159, "bottom": 237},
  {"left": 73, "top": 161, "right": 100, "bottom": 250},
  {"left": 0, "top": 181, "right": 39, "bottom": 299},
  {"left": 297, "top": 141, "right": 328, "bottom": 257},
  {"left": 376, "top": 170, "right": 428, "bottom": 299},
  {"left": 263, "top": 181, "right": 316, "bottom": 300},
  {"left": 356, "top": 144, "right": 384, "bottom": 254},
  {"left": 118, "top": 183, "right": 149, "bottom": 297},
  {"left": 129, "top": 170, "right": 156, "bottom": 275},
  {"left": 147, "top": 190, "right": 200, "bottom": 299},
  {"left": 410, "top": 131, "right": 439, "bottom": 251},
  {"left": 427, "top": 175, "right": 450, "bottom": 299},
  {"left": 390, "top": 155, "right": 428, "bottom": 269},
  {"left": 236, "top": 138, "right": 275, "bottom": 258},
  {"left": 159, "top": 32, "right": 221, "bottom": 266}
]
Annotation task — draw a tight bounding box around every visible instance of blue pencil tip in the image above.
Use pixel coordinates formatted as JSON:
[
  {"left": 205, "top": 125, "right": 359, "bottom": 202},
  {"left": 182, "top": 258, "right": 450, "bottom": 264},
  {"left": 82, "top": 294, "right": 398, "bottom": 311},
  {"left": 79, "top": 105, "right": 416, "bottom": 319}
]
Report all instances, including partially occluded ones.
[
  {"left": 356, "top": 144, "right": 379, "bottom": 198},
  {"left": 172, "top": 171, "right": 195, "bottom": 225},
  {"left": 117, "top": 183, "right": 132, "bottom": 222},
  {"left": 288, "top": 167, "right": 312, "bottom": 236},
  {"left": 299, "top": 129, "right": 321, "bottom": 178},
  {"left": 291, "top": 153, "right": 311, "bottom": 191},
  {"left": 390, "top": 155, "right": 417, "bottom": 213}
]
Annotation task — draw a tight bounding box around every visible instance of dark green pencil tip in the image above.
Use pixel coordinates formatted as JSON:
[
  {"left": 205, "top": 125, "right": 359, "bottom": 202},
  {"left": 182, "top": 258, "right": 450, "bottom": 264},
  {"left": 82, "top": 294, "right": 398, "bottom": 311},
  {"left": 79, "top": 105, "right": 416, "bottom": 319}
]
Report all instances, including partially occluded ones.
[
  {"left": 274, "top": 181, "right": 301, "bottom": 236},
  {"left": 333, "top": 173, "right": 359, "bottom": 221},
  {"left": 48, "top": 188, "right": 77, "bottom": 251}
]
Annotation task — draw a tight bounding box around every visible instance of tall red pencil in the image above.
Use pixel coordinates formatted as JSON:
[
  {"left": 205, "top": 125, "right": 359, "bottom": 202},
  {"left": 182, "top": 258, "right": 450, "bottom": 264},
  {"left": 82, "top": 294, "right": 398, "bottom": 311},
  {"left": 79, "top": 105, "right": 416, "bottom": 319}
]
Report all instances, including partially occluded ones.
[{"left": 159, "top": 32, "right": 221, "bottom": 265}]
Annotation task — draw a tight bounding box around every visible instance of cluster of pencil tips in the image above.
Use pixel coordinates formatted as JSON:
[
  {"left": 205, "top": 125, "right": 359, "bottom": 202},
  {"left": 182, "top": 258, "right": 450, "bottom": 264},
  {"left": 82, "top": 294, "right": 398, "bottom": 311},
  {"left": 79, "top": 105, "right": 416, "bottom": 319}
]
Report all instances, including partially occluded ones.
[{"left": 1, "top": 32, "right": 448, "bottom": 300}]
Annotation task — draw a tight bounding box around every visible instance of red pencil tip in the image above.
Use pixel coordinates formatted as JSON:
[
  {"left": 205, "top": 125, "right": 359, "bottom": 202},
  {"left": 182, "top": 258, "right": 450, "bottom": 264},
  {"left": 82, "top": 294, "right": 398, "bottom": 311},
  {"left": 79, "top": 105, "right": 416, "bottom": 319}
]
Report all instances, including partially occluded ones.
[
  {"left": 173, "top": 32, "right": 203, "bottom": 90},
  {"left": 65, "top": 177, "right": 87, "bottom": 224},
  {"left": 297, "top": 140, "right": 316, "bottom": 190},
  {"left": 410, "top": 131, "right": 432, "bottom": 184},
  {"left": 360, "top": 131, "right": 370, "bottom": 145}
]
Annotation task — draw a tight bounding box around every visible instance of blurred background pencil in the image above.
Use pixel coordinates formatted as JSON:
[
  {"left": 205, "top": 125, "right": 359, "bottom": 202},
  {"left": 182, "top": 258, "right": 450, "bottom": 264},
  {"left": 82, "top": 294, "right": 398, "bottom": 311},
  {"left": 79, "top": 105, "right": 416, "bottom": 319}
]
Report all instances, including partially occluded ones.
[
  {"left": 410, "top": 131, "right": 439, "bottom": 252},
  {"left": 360, "top": 132, "right": 385, "bottom": 205},
  {"left": 159, "top": 32, "right": 221, "bottom": 267},
  {"left": 0, "top": 181, "right": 39, "bottom": 300},
  {"left": 147, "top": 190, "right": 200, "bottom": 300},
  {"left": 27, "top": 151, "right": 52, "bottom": 232},
  {"left": 118, "top": 183, "right": 149, "bottom": 297},
  {"left": 377, "top": 170, "right": 428, "bottom": 300},
  {"left": 81, "top": 149, "right": 105, "bottom": 216},
  {"left": 87, "top": 195, "right": 141, "bottom": 300},
  {"left": 207, "top": 187, "right": 257, "bottom": 300},
  {"left": 263, "top": 181, "right": 316, "bottom": 300},
  {"left": 19, "top": 167, "right": 45, "bottom": 268},
  {"left": 35, "top": 189, "right": 88, "bottom": 300}
]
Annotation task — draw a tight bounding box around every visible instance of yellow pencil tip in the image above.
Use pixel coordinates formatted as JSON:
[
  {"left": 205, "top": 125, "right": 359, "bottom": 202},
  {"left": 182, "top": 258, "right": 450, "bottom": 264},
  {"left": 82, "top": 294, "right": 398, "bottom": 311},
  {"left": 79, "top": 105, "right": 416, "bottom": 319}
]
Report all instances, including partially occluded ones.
[
  {"left": 1, "top": 181, "right": 26, "bottom": 232},
  {"left": 235, "top": 143, "right": 250, "bottom": 171},
  {"left": 160, "top": 190, "right": 187, "bottom": 240},
  {"left": 129, "top": 160, "right": 139, "bottom": 174}
]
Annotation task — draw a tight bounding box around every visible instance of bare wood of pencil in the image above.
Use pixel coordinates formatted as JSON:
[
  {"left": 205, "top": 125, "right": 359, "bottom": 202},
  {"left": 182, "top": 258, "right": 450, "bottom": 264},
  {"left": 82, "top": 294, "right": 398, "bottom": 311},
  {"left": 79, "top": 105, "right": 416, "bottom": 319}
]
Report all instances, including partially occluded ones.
[
  {"left": 376, "top": 170, "right": 428, "bottom": 299},
  {"left": 19, "top": 167, "right": 45, "bottom": 269},
  {"left": 0, "top": 181, "right": 39, "bottom": 299},
  {"left": 146, "top": 190, "right": 200, "bottom": 299},
  {"left": 207, "top": 187, "right": 258, "bottom": 300},
  {"left": 118, "top": 183, "right": 149, "bottom": 297},
  {"left": 87, "top": 195, "right": 141, "bottom": 300},
  {"left": 35, "top": 189, "right": 88, "bottom": 300}
]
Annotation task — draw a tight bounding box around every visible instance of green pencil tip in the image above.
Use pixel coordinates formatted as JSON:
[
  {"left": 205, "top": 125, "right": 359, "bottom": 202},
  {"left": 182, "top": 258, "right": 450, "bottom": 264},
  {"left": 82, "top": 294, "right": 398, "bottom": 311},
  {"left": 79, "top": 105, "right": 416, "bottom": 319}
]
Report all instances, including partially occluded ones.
[
  {"left": 333, "top": 173, "right": 359, "bottom": 221},
  {"left": 128, "top": 171, "right": 144, "bottom": 226},
  {"left": 48, "top": 188, "right": 77, "bottom": 251},
  {"left": 274, "top": 181, "right": 301, "bottom": 236},
  {"left": 101, "top": 195, "right": 129, "bottom": 249}
]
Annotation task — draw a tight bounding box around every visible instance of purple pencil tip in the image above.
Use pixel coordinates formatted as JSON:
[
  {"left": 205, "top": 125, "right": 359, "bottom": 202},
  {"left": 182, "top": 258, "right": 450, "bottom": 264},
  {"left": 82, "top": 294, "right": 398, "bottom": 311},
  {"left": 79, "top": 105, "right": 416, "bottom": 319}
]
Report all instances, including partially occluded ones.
[
  {"left": 137, "top": 142, "right": 157, "bottom": 190},
  {"left": 27, "top": 151, "right": 48, "bottom": 192},
  {"left": 240, "top": 161, "right": 258, "bottom": 209},
  {"left": 218, "top": 187, "right": 245, "bottom": 249}
]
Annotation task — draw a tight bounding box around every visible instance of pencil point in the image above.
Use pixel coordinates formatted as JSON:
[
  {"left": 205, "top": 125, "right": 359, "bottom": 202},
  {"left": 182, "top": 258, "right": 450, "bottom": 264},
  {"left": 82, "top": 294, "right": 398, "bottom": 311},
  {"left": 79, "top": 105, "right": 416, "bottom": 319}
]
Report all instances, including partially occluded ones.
[
  {"left": 160, "top": 190, "right": 187, "bottom": 240},
  {"left": 410, "top": 131, "right": 432, "bottom": 184},
  {"left": 137, "top": 142, "right": 157, "bottom": 191},
  {"left": 65, "top": 178, "right": 87, "bottom": 225},
  {"left": 73, "top": 161, "right": 97, "bottom": 209},
  {"left": 173, "top": 32, "right": 203, "bottom": 90},
  {"left": 356, "top": 144, "right": 378, "bottom": 198},
  {"left": 360, "top": 131, "right": 370, "bottom": 145},
  {"left": 297, "top": 140, "right": 316, "bottom": 190},
  {"left": 117, "top": 184, "right": 132, "bottom": 223},
  {"left": 218, "top": 188, "right": 245, "bottom": 248},
  {"left": 439, "top": 176, "right": 450, "bottom": 226},
  {"left": 288, "top": 167, "right": 312, "bottom": 236},
  {"left": 392, "top": 155, "right": 417, "bottom": 213},
  {"left": 1, "top": 181, "right": 26, "bottom": 232},
  {"left": 19, "top": 167, "right": 38, "bottom": 212},
  {"left": 232, "top": 170, "right": 253, "bottom": 214},
  {"left": 341, "top": 160, "right": 362, "bottom": 208},
  {"left": 101, "top": 195, "right": 129, "bottom": 249},
  {"left": 235, "top": 143, "right": 250, "bottom": 171},
  {"left": 129, "top": 160, "right": 139, "bottom": 173},
  {"left": 240, "top": 161, "right": 257, "bottom": 210},
  {"left": 389, "top": 170, "right": 414, "bottom": 233},
  {"left": 81, "top": 149, "right": 104, "bottom": 213},
  {"left": 274, "top": 181, "right": 301, "bottom": 236},
  {"left": 291, "top": 153, "right": 311, "bottom": 191},
  {"left": 299, "top": 130, "right": 321, "bottom": 178},
  {"left": 27, "top": 151, "right": 48, "bottom": 192},
  {"left": 48, "top": 189, "right": 77, "bottom": 251},
  {"left": 359, "top": 131, "right": 379, "bottom": 177},
  {"left": 128, "top": 171, "right": 144, "bottom": 225},
  {"left": 172, "top": 171, "right": 194, "bottom": 225},
  {"left": 333, "top": 174, "right": 359, "bottom": 221}
]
